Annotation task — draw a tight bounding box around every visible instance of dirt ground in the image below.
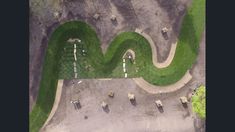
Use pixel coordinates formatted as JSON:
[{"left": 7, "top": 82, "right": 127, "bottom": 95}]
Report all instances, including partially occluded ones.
[{"left": 29, "top": 0, "right": 192, "bottom": 111}]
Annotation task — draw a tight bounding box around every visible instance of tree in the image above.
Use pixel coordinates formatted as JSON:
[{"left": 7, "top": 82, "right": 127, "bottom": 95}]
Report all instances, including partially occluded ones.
[{"left": 192, "top": 85, "right": 206, "bottom": 119}]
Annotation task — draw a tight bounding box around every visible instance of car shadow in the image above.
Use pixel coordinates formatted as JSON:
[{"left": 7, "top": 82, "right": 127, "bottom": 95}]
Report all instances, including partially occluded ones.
[
  {"left": 74, "top": 102, "right": 81, "bottom": 110},
  {"left": 111, "top": 20, "right": 118, "bottom": 26},
  {"left": 84, "top": 115, "right": 88, "bottom": 120},
  {"left": 162, "top": 32, "right": 169, "bottom": 40},
  {"left": 102, "top": 106, "right": 110, "bottom": 113},
  {"left": 130, "top": 99, "right": 137, "bottom": 106},
  {"left": 157, "top": 106, "right": 164, "bottom": 113},
  {"left": 182, "top": 103, "right": 188, "bottom": 109}
]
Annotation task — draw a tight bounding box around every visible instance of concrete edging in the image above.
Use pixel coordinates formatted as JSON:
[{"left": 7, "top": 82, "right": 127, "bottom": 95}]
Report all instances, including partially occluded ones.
[
  {"left": 132, "top": 28, "right": 192, "bottom": 94},
  {"left": 40, "top": 79, "right": 64, "bottom": 131},
  {"left": 135, "top": 28, "right": 177, "bottom": 68}
]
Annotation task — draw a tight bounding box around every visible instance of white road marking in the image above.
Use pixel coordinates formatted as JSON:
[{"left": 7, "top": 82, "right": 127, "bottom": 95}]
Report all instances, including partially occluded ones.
[{"left": 73, "top": 44, "right": 78, "bottom": 78}]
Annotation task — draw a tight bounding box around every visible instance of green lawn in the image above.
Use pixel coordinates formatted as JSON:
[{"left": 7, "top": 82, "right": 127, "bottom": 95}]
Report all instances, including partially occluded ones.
[{"left": 30, "top": 0, "right": 205, "bottom": 131}]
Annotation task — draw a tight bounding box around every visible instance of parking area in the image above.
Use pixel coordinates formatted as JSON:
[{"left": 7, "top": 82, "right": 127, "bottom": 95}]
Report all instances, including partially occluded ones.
[{"left": 42, "top": 78, "right": 202, "bottom": 132}]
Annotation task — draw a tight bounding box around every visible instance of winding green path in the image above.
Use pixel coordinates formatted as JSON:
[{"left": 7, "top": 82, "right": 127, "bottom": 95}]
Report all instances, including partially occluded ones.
[{"left": 30, "top": 0, "right": 205, "bottom": 131}]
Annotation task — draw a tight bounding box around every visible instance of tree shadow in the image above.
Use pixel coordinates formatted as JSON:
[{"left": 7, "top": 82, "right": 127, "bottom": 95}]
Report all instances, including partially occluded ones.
[
  {"left": 182, "top": 109, "right": 191, "bottom": 119},
  {"left": 194, "top": 117, "right": 205, "bottom": 132},
  {"left": 67, "top": 11, "right": 75, "bottom": 20},
  {"left": 156, "top": 0, "right": 180, "bottom": 20},
  {"left": 155, "top": 0, "right": 187, "bottom": 37},
  {"left": 156, "top": 0, "right": 200, "bottom": 55},
  {"left": 46, "top": 21, "right": 60, "bottom": 37},
  {"left": 110, "top": 0, "right": 140, "bottom": 28}
]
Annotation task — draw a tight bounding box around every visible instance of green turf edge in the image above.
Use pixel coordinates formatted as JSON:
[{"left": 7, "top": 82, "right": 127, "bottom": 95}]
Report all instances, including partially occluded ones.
[{"left": 29, "top": 0, "right": 205, "bottom": 131}]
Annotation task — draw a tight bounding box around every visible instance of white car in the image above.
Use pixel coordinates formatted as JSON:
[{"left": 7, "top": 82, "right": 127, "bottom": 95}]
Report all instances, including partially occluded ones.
[
  {"left": 128, "top": 93, "right": 135, "bottom": 100},
  {"left": 155, "top": 100, "right": 163, "bottom": 107}
]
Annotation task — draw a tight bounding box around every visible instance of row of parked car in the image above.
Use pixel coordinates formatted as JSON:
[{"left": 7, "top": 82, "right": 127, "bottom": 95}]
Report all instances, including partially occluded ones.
[
  {"left": 70, "top": 87, "right": 190, "bottom": 112},
  {"left": 100, "top": 92, "right": 189, "bottom": 111}
]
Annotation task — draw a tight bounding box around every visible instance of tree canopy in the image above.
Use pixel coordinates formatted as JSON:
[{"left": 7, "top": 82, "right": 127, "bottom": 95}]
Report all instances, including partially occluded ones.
[{"left": 192, "top": 85, "right": 206, "bottom": 119}]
